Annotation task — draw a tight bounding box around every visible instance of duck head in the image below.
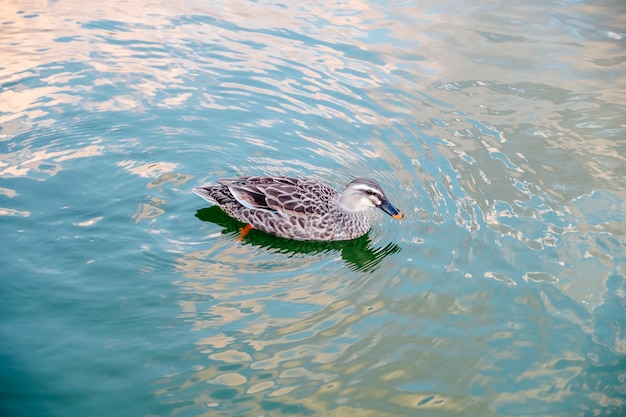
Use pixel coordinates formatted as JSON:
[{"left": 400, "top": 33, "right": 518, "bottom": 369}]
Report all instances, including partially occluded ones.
[{"left": 339, "top": 178, "right": 403, "bottom": 219}]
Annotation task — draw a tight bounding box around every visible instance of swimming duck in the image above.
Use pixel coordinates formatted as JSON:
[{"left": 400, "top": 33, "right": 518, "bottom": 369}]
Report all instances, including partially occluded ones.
[{"left": 193, "top": 176, "right": 403, "bottom": 241}]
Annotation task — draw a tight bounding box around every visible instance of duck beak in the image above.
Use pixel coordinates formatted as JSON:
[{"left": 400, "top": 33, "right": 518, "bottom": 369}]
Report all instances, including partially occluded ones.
[{"left": 379, "top": 200, "right": 403, "bottom": 219}]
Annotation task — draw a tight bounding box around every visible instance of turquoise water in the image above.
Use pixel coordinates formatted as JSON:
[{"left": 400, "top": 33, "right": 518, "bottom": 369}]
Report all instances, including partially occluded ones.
[{"left": 1, "top": 0, "right": 625, "bottom": 416}]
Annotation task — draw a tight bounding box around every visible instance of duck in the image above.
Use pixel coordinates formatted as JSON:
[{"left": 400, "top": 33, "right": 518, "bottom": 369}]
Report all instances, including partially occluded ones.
[{"left": 193, "top": 176, "right": 403, "bottom": 241}]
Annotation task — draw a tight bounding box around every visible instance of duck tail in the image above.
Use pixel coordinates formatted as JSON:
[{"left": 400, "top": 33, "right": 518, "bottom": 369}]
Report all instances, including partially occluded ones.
[{"left": 193, "top": 186, "right": 219, "bottom": 205}]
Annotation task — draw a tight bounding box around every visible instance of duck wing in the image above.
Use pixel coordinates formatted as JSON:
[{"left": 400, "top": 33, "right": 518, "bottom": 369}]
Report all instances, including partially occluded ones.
[{"left": 219, "top": 176, "right": 337, "bottom": 216}]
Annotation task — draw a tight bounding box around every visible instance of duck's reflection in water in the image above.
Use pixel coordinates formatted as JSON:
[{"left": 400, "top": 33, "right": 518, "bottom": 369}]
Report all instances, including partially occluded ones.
[{"left": 195, "top": 206, "right": 400, "bottom": 273}]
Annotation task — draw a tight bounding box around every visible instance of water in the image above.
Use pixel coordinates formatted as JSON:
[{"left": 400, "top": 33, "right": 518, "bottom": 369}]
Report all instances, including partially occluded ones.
[{"left": 1, "top": 0, "right": 625, "bottom": 416}]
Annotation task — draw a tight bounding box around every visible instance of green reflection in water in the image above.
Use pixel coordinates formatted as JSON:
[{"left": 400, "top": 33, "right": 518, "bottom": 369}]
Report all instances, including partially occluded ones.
[{"left": 196, "top": 206, "right": 401, "bottom": 273}]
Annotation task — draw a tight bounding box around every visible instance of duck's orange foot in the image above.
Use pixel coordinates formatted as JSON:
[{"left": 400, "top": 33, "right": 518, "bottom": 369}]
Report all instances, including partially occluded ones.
[{"left": 238, "top": 224, "right": 254, "bottom": 240}]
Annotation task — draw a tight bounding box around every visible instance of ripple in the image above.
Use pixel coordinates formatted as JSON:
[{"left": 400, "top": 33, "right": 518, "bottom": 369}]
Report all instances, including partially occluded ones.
[{"left": 2, "top": 1, "right": 625, "bottom": 417}]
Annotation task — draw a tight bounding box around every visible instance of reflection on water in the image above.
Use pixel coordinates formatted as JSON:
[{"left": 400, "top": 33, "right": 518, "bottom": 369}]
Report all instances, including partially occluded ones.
[
  {"left": 1, "top": 0, "right": 625, "bottom": 416},
  {"left": 194, "top": 206, "right": 401, "bottom": 272}
]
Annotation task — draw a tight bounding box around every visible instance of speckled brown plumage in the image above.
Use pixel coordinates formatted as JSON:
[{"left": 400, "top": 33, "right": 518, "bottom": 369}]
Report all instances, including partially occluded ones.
[{"left": 193, "top": 176, "right": 403, "bottom": 241}]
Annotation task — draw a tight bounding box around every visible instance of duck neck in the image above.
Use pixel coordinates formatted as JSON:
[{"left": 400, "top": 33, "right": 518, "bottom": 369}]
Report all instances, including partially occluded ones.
[{"left": 337, "top": 190, "right": 367, "bottom": 212}]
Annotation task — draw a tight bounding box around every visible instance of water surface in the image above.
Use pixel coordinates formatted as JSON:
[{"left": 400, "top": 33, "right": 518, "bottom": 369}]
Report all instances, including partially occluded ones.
[{"left": 1, "top": 0, "right": 625, "bottom": 416}]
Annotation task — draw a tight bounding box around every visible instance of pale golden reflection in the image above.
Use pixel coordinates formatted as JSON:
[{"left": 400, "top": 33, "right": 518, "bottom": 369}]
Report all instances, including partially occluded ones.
[
  {"left": 72, "top": 216, "right": 103, "bottom": 227},
  {"left": 195, "top": 333, "right": 235, "bottom": 349},
  {"left": 0, "top": 207, "right": 31, "bottom": 217},
  {"left": 0, "top": 0, "right": 411, "bottom": 125},
  {"left": 523, "top": 271, "right": 558, "bottom": 283},
  {"left": 246, "top": 380, "right": 275, "bottom": 394},
  {"left": 116, "top": 160, "right": 178, "bottom": 178},
  {"left": 173, "top": 231, "right": 404, "bottom": 410},
  {"left": 212, "top": 372, "right": 247, "bottom": 386},
  {"left": 209, "top": 350, "right": 252, "bottom": 363},
  {"left": 0, "top": 144, "right": 104, "bottom": 179},
  {"left": 131, "top": 196, "right": 165, "bottom": 224},
  {"left": 0, "top": 187, "right": 18, "bottom": 198}
]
